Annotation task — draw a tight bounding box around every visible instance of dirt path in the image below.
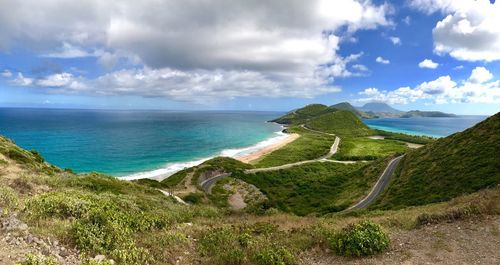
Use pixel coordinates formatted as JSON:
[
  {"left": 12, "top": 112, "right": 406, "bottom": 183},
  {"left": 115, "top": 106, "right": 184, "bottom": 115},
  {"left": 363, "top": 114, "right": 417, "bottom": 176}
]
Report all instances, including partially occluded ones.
[{"left": 300, "top": 216, "right": 500, "bottom": 265}]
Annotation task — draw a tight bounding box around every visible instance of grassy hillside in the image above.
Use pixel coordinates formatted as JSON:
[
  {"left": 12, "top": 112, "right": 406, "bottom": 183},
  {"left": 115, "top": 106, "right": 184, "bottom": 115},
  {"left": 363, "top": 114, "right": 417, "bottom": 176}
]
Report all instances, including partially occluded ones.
[
  {"left": 306, "top": 110, "right": 373, "bottom": 136},
  {"left": 236, "top": 158, "right": 390, "bottom": 215},
  {"left": 0, "top": 132, "right": 499, "bottom": 264},
  {"left": 332, "top": 137, "right": 408, "bottom": 161},
  {"left": 253, "top": 126, "right": 335, "bottom": 167},
  {"left": 373, "top": 113, "right": 500, "bottom": 209},
  {"left": 270, "top": 104, "right": 334, "bottom": 124}
]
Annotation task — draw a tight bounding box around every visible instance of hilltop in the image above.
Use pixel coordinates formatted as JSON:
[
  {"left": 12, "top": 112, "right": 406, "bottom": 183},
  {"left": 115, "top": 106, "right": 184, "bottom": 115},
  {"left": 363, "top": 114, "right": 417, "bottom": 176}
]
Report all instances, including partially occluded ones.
[{"left": 305, "top": 110, "right": 373, "bottom": 136}]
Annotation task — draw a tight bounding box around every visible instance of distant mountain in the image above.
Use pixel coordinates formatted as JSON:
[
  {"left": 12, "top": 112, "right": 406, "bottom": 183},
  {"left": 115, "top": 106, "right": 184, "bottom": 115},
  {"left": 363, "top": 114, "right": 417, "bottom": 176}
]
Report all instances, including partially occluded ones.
[
  {"left": 330, "top": 102, "right": 377, "bottom": 119},
  {"left": 400, "top": 110, "right": 456, "bottom": 118},
  {"left": 358, "top": 102, "right": 403, "bottom": 114},
  {"left": 355, "top": 102, "right": 456, "bottom": 119},
  {"left": 373, "top": 112, "right": 500, "bottom": 209}
]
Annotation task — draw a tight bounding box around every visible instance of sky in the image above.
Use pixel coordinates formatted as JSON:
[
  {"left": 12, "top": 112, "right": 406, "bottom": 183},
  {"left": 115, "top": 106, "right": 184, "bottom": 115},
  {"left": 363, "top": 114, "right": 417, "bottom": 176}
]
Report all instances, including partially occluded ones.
[{"left": 0, "top": 0, "right": 499, "bottom": 115}]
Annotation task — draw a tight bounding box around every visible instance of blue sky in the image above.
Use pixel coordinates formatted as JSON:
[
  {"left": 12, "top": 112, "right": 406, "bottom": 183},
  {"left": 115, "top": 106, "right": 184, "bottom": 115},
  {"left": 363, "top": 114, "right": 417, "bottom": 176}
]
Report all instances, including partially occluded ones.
[{"left": 0, "top": 0, "right": 499, "bottom": 115}]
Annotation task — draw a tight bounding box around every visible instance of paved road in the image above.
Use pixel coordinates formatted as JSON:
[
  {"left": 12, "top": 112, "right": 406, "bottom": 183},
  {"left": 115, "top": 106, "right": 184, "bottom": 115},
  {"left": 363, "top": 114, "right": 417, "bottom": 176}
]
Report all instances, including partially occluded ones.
[
  {"left": 347, "top": 155, "right": 405, "bottom": 210},
  {"left": 199, "top": 173, "right": 232, "bottom": 193},
  {"left": 245, "top": 136, "right": 340, "bottom": 173}
]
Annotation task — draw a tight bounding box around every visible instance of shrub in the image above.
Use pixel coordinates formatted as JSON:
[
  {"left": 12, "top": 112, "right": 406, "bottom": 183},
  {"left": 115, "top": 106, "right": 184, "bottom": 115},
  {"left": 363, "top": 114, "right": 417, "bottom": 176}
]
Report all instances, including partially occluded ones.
[
  {"left": 415, "top": 205, "right": 482, "bottom": 227},
  {"left": 17, "top": 254, "right": 59, "bottom": 265},
  {"left": 0, "top": 186, "right": 19, "bottom": 212},
  {"left": 328, "top": 221, "right": 390, "bottom": 257},
  {"left": 7, "top": 148, "right": 32, "bottom": 164},
  {"left": 183, "top": 192, "right": 204, "bottom": 204},
  {"left": 199, "top": 227, "right": 249, "bottom": 264},
  {"left": 252, "top": 245, "right": 295, "bottom": 265}
]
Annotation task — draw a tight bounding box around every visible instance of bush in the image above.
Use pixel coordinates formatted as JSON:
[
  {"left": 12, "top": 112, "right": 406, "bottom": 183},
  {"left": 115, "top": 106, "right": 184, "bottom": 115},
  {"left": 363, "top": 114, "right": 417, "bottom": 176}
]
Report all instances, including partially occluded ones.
[
  {"left": 17, "top": 254, "right": 59, "bottom": 265},
  {"left": 0, "top": 186, "right": 19, "bottom": 212},
  {"left": 252, "top": 245, "right": 295, "bottom": 265},
  {"left": 328, "top": 221, "right": 389, "bottom": 257},
  {"left": 183, "top": 192, "right": 204, "bottom": 204}
]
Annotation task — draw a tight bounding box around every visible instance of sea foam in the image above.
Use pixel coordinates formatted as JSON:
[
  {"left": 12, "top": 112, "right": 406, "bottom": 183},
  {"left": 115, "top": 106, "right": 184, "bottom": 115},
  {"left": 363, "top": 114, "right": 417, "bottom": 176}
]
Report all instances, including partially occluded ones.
[{"left": 121, "top": 128, "right": 287, "bottom": 181}]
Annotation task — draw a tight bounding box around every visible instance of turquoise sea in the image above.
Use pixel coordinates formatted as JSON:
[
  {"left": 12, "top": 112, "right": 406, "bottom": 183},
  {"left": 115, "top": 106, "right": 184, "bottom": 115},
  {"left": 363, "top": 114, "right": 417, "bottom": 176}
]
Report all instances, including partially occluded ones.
[
  {"left": 0, "top": 108, "right": 283, "bottom": 177},
  {"left": 0, "top": 108, "right": 490, "bottom": 178},
  {"left": 363, "top": 115, "right": 488, "bottom": 138}
]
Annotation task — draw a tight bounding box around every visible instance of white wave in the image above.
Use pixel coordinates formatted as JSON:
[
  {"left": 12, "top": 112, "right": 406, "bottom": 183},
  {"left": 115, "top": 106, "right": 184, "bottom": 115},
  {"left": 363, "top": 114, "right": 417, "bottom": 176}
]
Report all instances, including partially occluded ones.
[{"left": 121, "top": 126, "right": 286, "bottom": 182}]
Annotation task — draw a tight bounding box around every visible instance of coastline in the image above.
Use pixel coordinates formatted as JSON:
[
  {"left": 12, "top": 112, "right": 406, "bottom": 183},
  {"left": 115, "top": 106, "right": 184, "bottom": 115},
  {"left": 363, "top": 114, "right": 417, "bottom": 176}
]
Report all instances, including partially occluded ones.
[{"left": 121, "top": 126, "right": 297, "bottom": 181}]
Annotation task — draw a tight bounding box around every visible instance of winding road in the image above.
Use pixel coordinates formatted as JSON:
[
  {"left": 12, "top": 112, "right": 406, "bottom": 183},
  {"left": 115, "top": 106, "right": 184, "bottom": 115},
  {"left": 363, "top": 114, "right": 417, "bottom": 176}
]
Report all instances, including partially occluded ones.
[
  {"left": 346, "top": 155, "right": 404, "bottom": 210},
  {"left": 198, "top": 124, "right": 404, "bottom": 209}
]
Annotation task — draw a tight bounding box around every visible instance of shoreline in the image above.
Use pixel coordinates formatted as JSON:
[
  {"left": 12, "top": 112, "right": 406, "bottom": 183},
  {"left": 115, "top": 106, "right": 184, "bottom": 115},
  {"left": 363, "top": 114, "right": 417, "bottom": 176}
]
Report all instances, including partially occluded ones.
[
  {"left": 234, "top": 133, "right": 299, "bottom": 163},
  {"left": 121, "top": 126, "right": 297, "bottom": 181}
]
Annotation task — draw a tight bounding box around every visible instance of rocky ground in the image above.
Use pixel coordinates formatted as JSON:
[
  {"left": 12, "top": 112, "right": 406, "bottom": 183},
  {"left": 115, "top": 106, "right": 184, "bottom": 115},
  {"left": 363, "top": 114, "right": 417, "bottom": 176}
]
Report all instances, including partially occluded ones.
[{"left": 301, "top": 216, "right": 500, "bottom": 265}]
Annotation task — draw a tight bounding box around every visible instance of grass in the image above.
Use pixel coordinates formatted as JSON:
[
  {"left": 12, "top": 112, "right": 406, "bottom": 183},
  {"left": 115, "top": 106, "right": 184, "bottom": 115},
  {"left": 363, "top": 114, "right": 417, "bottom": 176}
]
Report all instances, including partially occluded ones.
[
  {"left": 270, "top": 104, "right": 334, "bottom": 125},
  {"left": 235, "top": 159, "right": 390, "bottom": 216},
  {"left": 253, "top": 126, "right": 336, "bottom": 167},
  {"left": 332, "top": 137, "right": 408, "bottom": 161},
  {"left": 372, "top": 113, "right": 500, "bottom": 209},
  {"left": 306, "top": 110, "right": 373, "bottom": 137},
  {"left": 373, "top": 129, "right": 435, "bottom": 144}
]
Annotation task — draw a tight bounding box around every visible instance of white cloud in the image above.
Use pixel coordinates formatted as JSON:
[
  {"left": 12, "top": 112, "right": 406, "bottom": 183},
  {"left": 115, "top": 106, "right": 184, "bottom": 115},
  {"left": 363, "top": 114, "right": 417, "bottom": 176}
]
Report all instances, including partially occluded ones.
[
  {"left": 357, "top": 66, "right": 500, "bottom": 104},
  {"left": 411, "top": 0, "right": 500, "bottom": 62},
  {"left": 12, "top": 73, "right": 34, "bottom": 86},
  {"left": 376, "top": 56, "right": 390, "bottom": 64},
  {"left": 41, "top": 42, "right": 93, "bottom": 58},
  {"left": 403, "top": 16, "right": 411, "bottom": 25},
  {"left": 352, "top": 64, "right": 369, "bottom": 72},
  {"left": 12, "top": 67, "right": 340, "bottom": 104},
  {"left": 1, "top": 70, "right": 12, "bottom": 77},
  {"left": 454, "top": 65, "right": 464, "bottom": 70},
  {"left": 418, "top": 59, "right": 439, "bottom": 69},
  {"left": 468, "top": 66, "right": 493, "bottom": 83},
  {"left": 389, "top": 36, "right": 401, "bottom": 45},
  {"left": 0, "top": 0, "right": 393, "bottom": 101}
]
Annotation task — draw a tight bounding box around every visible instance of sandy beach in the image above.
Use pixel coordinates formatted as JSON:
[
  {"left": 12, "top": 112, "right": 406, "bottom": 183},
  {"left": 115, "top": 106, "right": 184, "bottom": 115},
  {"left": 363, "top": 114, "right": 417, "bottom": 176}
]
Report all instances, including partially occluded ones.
[{"left": 236, "top": 133, "right": 299, "bottom": 163}]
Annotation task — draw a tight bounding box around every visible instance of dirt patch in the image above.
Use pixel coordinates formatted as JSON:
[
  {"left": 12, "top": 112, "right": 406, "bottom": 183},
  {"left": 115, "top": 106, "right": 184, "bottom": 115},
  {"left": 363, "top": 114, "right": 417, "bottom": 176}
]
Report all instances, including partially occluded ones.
[
  {"left": 228, "top": 192, "right": 247, "bottom": 210},
  {"left": 300, "top": 216, "right": 500, "bottom": 265},
  {"left": 406, "top": 142, "right": 424, "bottom": 149},
  {"left": 368, "top": 136, "right": 385, "bottom": 140}
]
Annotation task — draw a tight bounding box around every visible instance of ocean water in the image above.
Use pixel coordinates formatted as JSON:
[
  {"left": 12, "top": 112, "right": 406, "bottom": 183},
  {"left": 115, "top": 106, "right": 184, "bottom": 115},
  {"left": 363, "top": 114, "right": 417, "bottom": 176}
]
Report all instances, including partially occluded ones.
[
  {"left": 0, "top": 108, "right": 283, "bottom": 178},
  {"left": 363, "top": 116, "right": 488, "bottom": 138}
]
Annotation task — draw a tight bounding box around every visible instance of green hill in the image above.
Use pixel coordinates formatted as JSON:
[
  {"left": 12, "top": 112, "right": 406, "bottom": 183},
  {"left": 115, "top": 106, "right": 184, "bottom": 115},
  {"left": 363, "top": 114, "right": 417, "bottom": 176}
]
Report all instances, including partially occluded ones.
[
  {"left": 305, "top": 110, "right": 373, "bottom": 136},
  {"left": 373, "top": 112, "right": 500, "bottom": 209},
  {"left": 331, "top": 102, "right": 376, "bottom": 119},
  {"left": 270, "top": 104, "right": 334, "bottom": 124}
]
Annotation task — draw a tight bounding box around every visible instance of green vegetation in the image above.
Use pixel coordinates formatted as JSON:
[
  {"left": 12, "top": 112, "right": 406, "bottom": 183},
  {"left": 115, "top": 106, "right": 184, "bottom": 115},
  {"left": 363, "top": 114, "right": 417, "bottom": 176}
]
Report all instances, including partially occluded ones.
[
  {"left": 17, "top": 254, "right": 59, "bottom": 265},
  {"left": 198, "top": 224, "right": 296, "bottom": 265},
  {"left": 183, "top": 192, "right": 205, "bottom": 204},
  {"left": 306, "top": 110, "right": 373, "bottom": 136},
  {"left": 1, "top": 105, "right": 499, "bottom": 264},
  {"left": 373, "top": 113, "right": 500, "bottom": 209},
  {"left": 373, "top": 129, "right": 435, "bottom": 144},
  {"left": 332, "top": 137, "right": 407, "bottom": 161},
  {"left": 270, "top": 104, "right": 334, "bottom": 124},
  {"left": 327, "top": 221, "right": 390, "bottom": 257},
  {"left": 253, "top": 126, "right": 335, "bottom": 167},
  {"left": 0, "top": 136, "right": 60, "bottom": 175},
  {"left": 236, "top": 159, "right": 390, "bottom": 215}
]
